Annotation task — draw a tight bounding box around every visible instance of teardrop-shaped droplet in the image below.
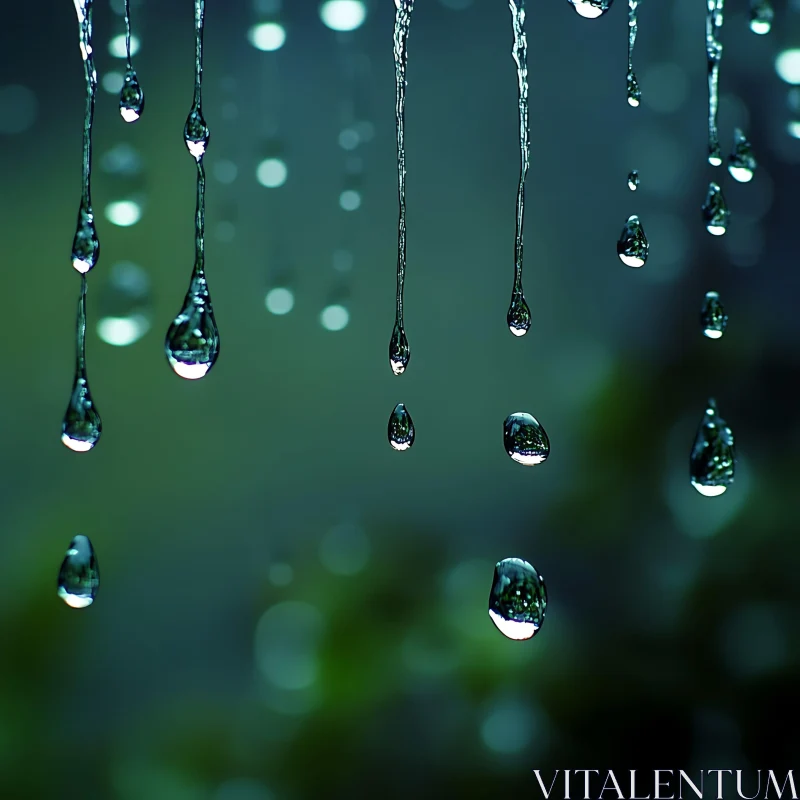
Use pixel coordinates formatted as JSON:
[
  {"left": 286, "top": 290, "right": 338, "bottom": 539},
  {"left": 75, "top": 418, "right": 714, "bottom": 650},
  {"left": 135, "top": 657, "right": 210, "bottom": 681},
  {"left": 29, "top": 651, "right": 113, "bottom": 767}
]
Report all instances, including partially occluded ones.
[
  {"left": 749, "top": 0, "right": 773, "bottom": 34},
  {"left": 57, "top": 535, "right": 100, "bottom": 609},
  {"left": 507, "top": 291, "right": 531, "bottom": 337},
  {"left": 388, "top": 403, "right": 415, "bottom": 451},
  {"left": 690, "top": 398, "right": 736, "bottom": 497},
  {"left": 184, "top": 106, "right": 210, "bottom": 161},
  {"left": 626, "top": 70, "right": 641, "bottom": 107},
  {"left": 503, "top": 412, "right": 550, "bottom": 466},
  {"left": 119, "top": 68, "right": 145, "bottom": 123},
  {"left": 627, "top": 169, "right": 639, "bottom": 191},
  {"left": 389, "top": 321, "right": 410, "bottom": 376},
  {"left": 71, "top": 200, "right": 99, "bottom": 274},
  {"left": 700, "top": 291, "right": 728, "bottom": 339},
  {"left": 61, "top": 375, "right": 102, "bottom": 452},
  {"left": 165, "top": 274, "right": 220, "bottom": 380},
  {"left": 702, "top": 182, "right": 730, "bottom": 236},
  {"left": 488, "top": 557, "right": 547, "bottom": 641},
  {"left": 728, "top": 129, "right": 757, "bottom": 183},
  {"left": 616, "top": 214, "right": 648, "bottom": 268},
  {"left": 568, "top": 0, "right": 613, "bottom": 19}
]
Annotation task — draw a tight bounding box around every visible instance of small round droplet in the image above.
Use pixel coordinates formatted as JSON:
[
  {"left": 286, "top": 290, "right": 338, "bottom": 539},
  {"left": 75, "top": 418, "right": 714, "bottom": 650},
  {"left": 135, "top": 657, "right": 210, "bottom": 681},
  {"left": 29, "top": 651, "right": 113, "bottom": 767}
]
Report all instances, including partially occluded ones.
[
  {"left": 568, "top": 0, "right": 613, "bottom": 19},
  {"left": 58, "top": 535, "right": 100, "bottom": 609},
  {"left": 728, "top": 129, "right": 757, "bottom": 183},
  {"left": 690, "top": 398, "right": 736, "bottom": 497},
  {"left": 702, "top": 182, "right": 730, "bottom": 236},
  {"left": 503, "top": 412, "right": 550, "bottom": 466},
  {"left": 184, "top": 106, "right": 210, "bottom": 161},
  {"left": 627, "top": 70, "right": 641, "bottom": 107},
  {"left": 71, "top": 201, "right": 99, "bottom": 273},
  {"left": 61, "top": 376, "right": 102, "bottom": 452},
  {"left": 617, "top": 214, "right": 648, "bottom": 268},
  {"left": 507, "top": 291, "right": 531, "bottom": 337},
  {"left": 119, "top": 68, "right": 145, "bottom": 122},
  {"left": 749, "top": 0, "right": 773, "bottom": 34},
  {"left": 488, "top": 557, "right": 547, "bottom": 641},
  {"left": 627, "top": 169, "right": 639, "bottom": 191},
  {"left": 700, "top": 291, "right": 728, "bottom": 339},
  {"left": 165, "top": 275, "right": 220, "bottom": 380},
  {"left": 389, "top": 321, "right": 410, "bottom": 376},
  {"left": 388, "top": 403, "right": 415, "bottom": 451}
]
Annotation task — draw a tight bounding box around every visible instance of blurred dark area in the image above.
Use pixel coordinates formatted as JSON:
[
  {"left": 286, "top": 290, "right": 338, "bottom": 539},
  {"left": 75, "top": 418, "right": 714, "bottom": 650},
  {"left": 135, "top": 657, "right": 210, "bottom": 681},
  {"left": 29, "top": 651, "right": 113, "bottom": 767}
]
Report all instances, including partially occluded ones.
[{"left": 1, "top": 0, "right": 799, "bottom": 797}]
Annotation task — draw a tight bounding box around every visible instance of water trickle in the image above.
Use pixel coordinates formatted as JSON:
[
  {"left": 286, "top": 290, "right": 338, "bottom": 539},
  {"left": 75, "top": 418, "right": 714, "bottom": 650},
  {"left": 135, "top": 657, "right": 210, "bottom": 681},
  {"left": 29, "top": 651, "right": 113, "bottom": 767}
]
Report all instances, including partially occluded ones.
[
  {"left": 748, "top": 0, "right": 773, "bottom": 34},
  {"left": 700, "top": 290, "right": 728, "bottom": 339},
  {"left": 388, "top": 402, "right": 415, "bottom": 451},
  {"left": 690, "top": 398, "right": 735, "bottom": 497},
  {"left": 488, "top": 557, "right": 547, "bottom": 641},
  {"left": 705, "top": 0, "right": 725, "bottom": 166},
  {"left": 702, "top": 182, "right": 730, "bottom": 235},
  {"left": 568, "top": 0, "right": 613, "bottom": 19},
  {"left": 503, "top": 412, "right": 550, "bottom": 465},
  {"left": 627, "top": 169, "right": 639, "bottom": 191},
  {"left": 626, "top": 0, "right": 641, "bottom": 107},
  {"left": 58, "top": 535, "right": 99, "bottom": 609},
  {"left": 616, "top": 214, "right": 648, "bottom": 267},
  {"left": 389, "top": 0, "right": 414, "bottom": 374},
  {"left": 728, "top": 129, "right": 756, "bottom": 183},
  {"left": 119, "top": 0, "right": 144, "bottom": 122},
  {"left": 506, "top": 0, "right": 532, "bottom": 338}
]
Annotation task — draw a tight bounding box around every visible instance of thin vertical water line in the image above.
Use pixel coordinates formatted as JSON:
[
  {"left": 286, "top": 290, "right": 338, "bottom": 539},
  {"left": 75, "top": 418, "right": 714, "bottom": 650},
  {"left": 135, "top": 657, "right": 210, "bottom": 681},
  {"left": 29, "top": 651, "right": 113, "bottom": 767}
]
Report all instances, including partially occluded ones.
[
  {"left": 706, "top": 0, "right": 725, "bottom": 166},
  {"left": 627, "top": 0, "right": 641, "bottom": 106},
  {"left": 76, "top": 276, "right": 88, "bottom": 378},
  {"left": 124, "top": 0, "right": 132, "bottom": 72},
  {"left": 192, "top": 0, "right": 206, "bottom": 281}
]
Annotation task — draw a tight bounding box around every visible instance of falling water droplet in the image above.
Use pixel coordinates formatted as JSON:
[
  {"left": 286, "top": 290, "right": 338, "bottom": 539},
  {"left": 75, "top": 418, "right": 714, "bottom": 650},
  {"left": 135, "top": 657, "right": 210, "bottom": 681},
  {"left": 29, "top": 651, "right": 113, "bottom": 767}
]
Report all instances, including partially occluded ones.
[
  {"left": 488, "top": 557, "right": 547, "bottom": 640},
  {"left": 165, "top": 272, "right": 219, "bottom": 379},
  {"left": 57, "top": 535, "right": 99, "bottom": 609},
  {"left": 690, "top": 398, "right": 735, "bottom": 497},
  {"left": 507, "top": 290, "right": 531, "bottom": 336},
  {"left": 119, "top": 68, "right": 144, "bottom": 122},
  {"left": 702, "top": 182, "right": 730, "bottom": 235},
  {"left": 728, "top": 129, "right": 757, "bottom": 183},
  {"left": 72, "top": 199, "right": 99, "bottom": 274},
  {"left": 616, "top": 214, "right": 648, "bottom": 267},
  {"left": 568, "top": 0, "right": 613, "bottom": 19},
  {"left": 626, "top": 0, "right": 641, "bottom": 107},
  {"left": 700, "top": 290, "right": 728, "bottom": 339},
  {"left": 503, "top": 412, "right": 550, "bottom": 465},
  {"left": 389, "top": 320, "right": 410, "bottom": 375},
  {"left": 388, "top": 402, "right": 415, "bottom": 451},
  {"left": 627, "top": 169, "right": 639, "bottom": 191},
  {"left": 748, "top": 0, "right": 773, "bottom": 34},
  {"left": 705, "top": 0, "right": 725, "bottom": 166}
]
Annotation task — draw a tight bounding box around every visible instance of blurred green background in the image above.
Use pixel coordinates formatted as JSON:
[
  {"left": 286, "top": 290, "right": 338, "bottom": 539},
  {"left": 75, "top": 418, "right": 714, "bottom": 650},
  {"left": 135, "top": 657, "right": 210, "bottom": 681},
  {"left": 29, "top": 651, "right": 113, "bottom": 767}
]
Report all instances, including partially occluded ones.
[{"left": 1, "top": 0, "right": 799, "bottom": 797}]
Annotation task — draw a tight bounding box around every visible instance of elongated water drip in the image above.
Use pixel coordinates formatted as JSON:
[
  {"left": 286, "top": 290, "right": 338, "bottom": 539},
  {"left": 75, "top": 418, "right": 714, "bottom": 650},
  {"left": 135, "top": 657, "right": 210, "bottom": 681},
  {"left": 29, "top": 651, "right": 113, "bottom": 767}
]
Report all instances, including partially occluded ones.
[
  {"left": 506, "top": 0, "right": 532, "bottom": 337},
  {"left": 389, "top": 0, "right": 414, "bottom": 375},
  {"left": 690, "top": 398, "right": 735, "bottom": 496},
  {"left": 119, "top": 0, "right": 145, "bottom": 122},
  {"left": 627, "top": 0, "right": 641, "bottom": 107},
  {"left": 705, "top": 0, "right": 725, "bottom": 166}
]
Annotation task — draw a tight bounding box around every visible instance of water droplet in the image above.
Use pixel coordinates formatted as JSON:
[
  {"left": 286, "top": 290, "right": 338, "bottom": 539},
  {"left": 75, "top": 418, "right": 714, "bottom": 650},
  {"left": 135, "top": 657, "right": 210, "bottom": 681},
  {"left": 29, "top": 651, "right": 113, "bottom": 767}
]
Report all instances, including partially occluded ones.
[
  {"left": 690, "top": 398, "right": 736, "bottom": 497},
  {"left": 616, "top": 214, "right": 648, "bottom": 267},
  {"left": 62, "top": 376, "right": 102, "bottom": 452},
  {"left": 568, "top": 0, "right": 613, "bottom": 19},
  {"left": 388, "top": 403, "right": 415, "bottom": 451},
  {"left": 626, "top": 1, "right": 641, "bottom": 106},
  {"left": 389, "top": 321, "right": 410, "bottom": 375},
  {"left": 488, "top": 557, "right": 547, "bottom": 641},
  {"left": 185, "top": 105, "right": 210, "bottom": 161},
  {"left": 728, "top": 129, "right": 757, "bottom": 183},
  {"left": 627, "top": 169, "right": 639, "bottom": 191},
  {"left": 57, "top": 535, "right": 99, "bottom": 609},
  {"left": 702, "top": 182, "right": 730, "bottom": 236},
  {"left": 165, "top": 273, "right": 220, "bottom": 380},
  {"left": 627, "top": 70, "right": 641, "bottom": 107},
  {"left": 507, "top": 290, "right": 531, "bottom": 337},
  {"left": 119, "top": 68, "right": 144, "bottom": 122},
  {"left": 503, "top": 412, "right": 550, "bottom": 466},
  {"left": 705, "top": 0, "right": 725, "bottom": 165},
  {"left": 700, "top": 291, "right": 728, "bottom": 339},
  {"left": 749, "top": 0, "right": 773, "bottom": 34},
  {"left": 71, "top": 200, "right": 99, "bottom": 273}
]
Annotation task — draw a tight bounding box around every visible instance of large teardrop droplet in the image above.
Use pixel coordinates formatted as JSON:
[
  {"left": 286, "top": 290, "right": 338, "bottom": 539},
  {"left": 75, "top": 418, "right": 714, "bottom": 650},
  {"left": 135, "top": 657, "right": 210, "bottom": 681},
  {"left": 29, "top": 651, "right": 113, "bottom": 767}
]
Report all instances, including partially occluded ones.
[
  {"left": 507, "top": 290, "right": 531, "bottom": 337},
  {"left": 119, "top": 68, "right": 145, "bottom": 123},
  {"left": 388, "top": 403, "right": 415, "bottom": 451},
  {"left": 72, "top": 200, "right": 99, "bottom": 274},
  {"left": 700, "top": 291, "right": 728, "bottom": 339},
  {"left": 184, "top": 105, "right": 210, "bottom": 161},
  {"left": 57, "top": 535, "right": 100, "bottom": 609},
  {"left": 503, "top": 412, "right": 550, "bottom": 466},
  {"left": 616, "top": 214, "right": 648, "bottom": 268},
  {"left": 749, "top": 0, "right": 773, "bottom": 34},
  {"left": 728, "top": 129, "right": 757, "bottom": 183},
  {"left": 389, "top": 321, "right": 410, "bottom": 376},
  {"left": 702, "top": 182, "right": 730, "bottom": 236},
  {"left": 165, "top": 273, "right": 220, "bottom": 380},
  {"left": 690, "top": 398, "right": 736, "bottom": 497},
  {"left": 568, "top": 0, "right": 613, "bottom": 19},
  {"left": 488, "top": 557, "right": 547, "bottom": 641},
  {"left": 62, "top": 375, "right": 102, "bottom": 452}
]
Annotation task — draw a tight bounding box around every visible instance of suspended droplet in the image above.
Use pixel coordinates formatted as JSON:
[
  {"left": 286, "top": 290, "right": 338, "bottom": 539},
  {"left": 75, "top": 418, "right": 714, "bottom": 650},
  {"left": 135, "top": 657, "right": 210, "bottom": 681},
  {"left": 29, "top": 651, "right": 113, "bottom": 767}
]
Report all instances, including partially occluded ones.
[
  {"left": 749, "top": 0, "right": 773, "bottom": 34},
  {"left": 616, "top": 214, "right": 648, "bottom": 268},
  {"left": 71, "top": 200, "right": 99, "bottom": 274},
  {"left": 184, "top": 106, "right": 210, "bottom": 161},
  {"left": 702, "top": 182, "right": 730, "bottom": 236},
  {"left": 690, "top": 398, "right": 736, "bottom": 497},
  {"left": 568, "top": 0, "right": 613, "bottom": 19},
  {"left": 627, "top": 70, "right": 641, "bottom": 107},
  {"left": 62, "top": 376, "right": 102, "bottom": 452},
  {"left": 503, "top": 412, "right": 550, "bottom": 466},
  {"left": 388, "top": 403, "right": 415, "bottom": 451},
  {"left": 705, "top": 0, "right": 725, "bottom": 165},
  {"left": 57, "top": 535, "right": 100, "bottom": 609},
  {"left": 389, "top": 321, "right": 410, "bottom": 376},
  {"left": 700, "top": 291, "right": 728, "bottom": 339},
  {"left": 165, "top": 273, "right": 220, "bottom": 380},
  {"left": 728, "top": 129, "right": 757, "bottom": 183},
  {"left": 119, "top": 68, "right": 145, "bottom": 122},
  {"left": 507, "top": 290, "right": 531, "bottom": 337},
  {"left": 627, "top": 169, "right": 639, "bottom": 191},
  {"left": 488, "top": 557, "right": 547, "bottom": 641}
]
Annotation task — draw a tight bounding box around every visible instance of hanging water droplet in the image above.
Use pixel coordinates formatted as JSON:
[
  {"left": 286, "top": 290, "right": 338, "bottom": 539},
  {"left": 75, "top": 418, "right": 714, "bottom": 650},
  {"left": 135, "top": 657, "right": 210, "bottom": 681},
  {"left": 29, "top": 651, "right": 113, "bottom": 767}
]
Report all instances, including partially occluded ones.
[
  {"left": 62, "top": 376, "right": 102, "bottom": 452},
  {"left": 626, "top": 0, "right": 641, "bottom": 106},
  {"left": 690, "top": 398, "right": 735, "bottom": 497},
  {"left": 165, "top": 273, "right": 220, "bottom": 380},
  {"left": 389, "top": 321, "right": 410, "bottom": 376},
  {"left": 185, "top": 105, "right": 210, "bottom": 161},
  {"left": 627, "top": 70, "right": 641, "bottom": 107},
  {"left": 749, "top": 0, "right": 773, "bottom": 34},
  {"left": 71, "top": 200, "right": 99, "bottom": 273},
  {"left": 617, "top": 214, "right": 648, "bottom": 267},
  {"left": 627, "top": 169, "right": 639, "bottom": 191},
  {"left": 57, "top": 535, "right": 100, "bottom": 609},
  {"left": 503, "top": 412, "right": 550, "bottom": 466},
  {"left": 702, "top": 182, "right": 730, "bottom": 236},
  {"left": 488, "top": 557, "right": 547, "bottom": 641},
  {"left": 700, "top": 290, "right": 728, "bottom": 339},
  {"left": 705, "top": 0, "right": 725, "bottom": 166},
  {"left": 119, "top": 68, "right": 144, "bottom": 122},
  {"left": 728, "top": 129, "right": 757, "bottom": 183},
  {"left": 507, "top": 290, "right": 531, "bottom": 337},
  {"left": 568, "top": 0, "right": 613, "bottom": 18},
  {"left": 388, "top": 403, "right": 415, "bottom": 451}
]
